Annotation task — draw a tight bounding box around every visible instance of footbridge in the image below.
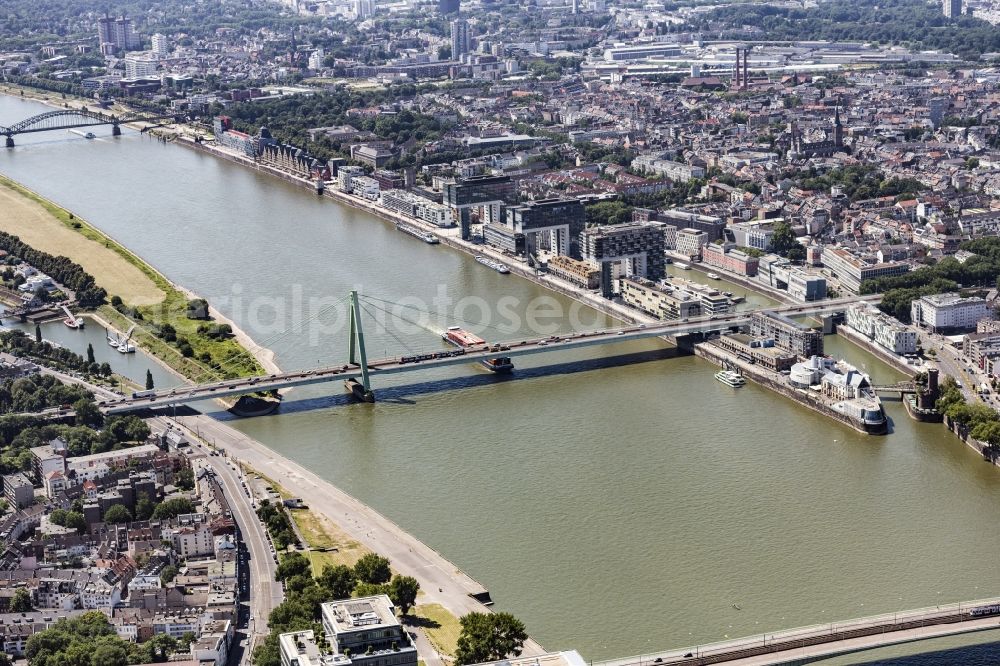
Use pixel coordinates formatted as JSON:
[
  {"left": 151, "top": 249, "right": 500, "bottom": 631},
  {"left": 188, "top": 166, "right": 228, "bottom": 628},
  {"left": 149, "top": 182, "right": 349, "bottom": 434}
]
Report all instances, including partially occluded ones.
[
  {"left": 594, "top": 597, "right": 1000, "bottom": 666},
  {"left": 98, "top": 293, "right": 878, "bottom": 415},
  {"left": 2, "top": 108, "right": 178, "bottom": 146}
]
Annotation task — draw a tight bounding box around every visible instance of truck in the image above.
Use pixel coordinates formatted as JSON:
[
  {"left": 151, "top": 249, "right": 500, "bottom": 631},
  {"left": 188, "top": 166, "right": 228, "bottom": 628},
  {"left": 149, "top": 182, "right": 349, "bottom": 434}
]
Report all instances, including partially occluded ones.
[{"left": 132, "top": 389, "right": 156, "bottom": 399}]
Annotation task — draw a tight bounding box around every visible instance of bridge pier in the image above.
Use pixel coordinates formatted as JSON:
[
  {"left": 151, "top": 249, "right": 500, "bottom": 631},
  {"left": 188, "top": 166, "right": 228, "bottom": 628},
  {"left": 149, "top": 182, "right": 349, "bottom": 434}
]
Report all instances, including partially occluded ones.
[
  {"left": 112, "top": 123, "right": 122, "bottom": 137},
  {"left": 4, "top": 136, "right": 13, "bottom": 148}
]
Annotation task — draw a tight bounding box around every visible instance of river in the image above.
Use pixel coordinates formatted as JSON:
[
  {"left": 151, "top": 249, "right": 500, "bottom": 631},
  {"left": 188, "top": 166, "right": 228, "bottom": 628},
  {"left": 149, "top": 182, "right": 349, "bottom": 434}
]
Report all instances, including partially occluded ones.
[{"left": 3, "top": 94, "right": 1000, "bottom": 663}]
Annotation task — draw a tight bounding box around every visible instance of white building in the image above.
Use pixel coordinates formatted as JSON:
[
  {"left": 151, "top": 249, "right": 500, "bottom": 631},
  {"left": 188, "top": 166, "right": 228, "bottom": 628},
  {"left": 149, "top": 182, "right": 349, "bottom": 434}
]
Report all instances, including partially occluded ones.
[
  {"left": 911, "top": 293, "right": 990, "bottom": 333},
  {"left": 309, "top": 49, "right": 325, "bottom": 71},
  {"left": 845, "top": 302, "right": 918, "bottom": 354},
  {"left": 675, "top": 228, "right": 708, "bottom": 259},
  {"left": 123, "top": 52, "right": 159, "bottom": 78},
  {"left": 164, "top": 514, "right": 214, "bottom": 558},
  {"left": 151, "top": 33, "right": 169, "bottom": 57}
]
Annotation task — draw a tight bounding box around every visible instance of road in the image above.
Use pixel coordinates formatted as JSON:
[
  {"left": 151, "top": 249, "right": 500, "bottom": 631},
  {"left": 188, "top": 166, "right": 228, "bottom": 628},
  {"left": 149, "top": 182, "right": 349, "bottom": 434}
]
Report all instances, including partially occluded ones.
[
  {"left": 171, "top": 410, "right": 548, "bottom": 658},
  {"left": 149, "top": 416, "right": 284, "bottom": 665},
  {"left": 101, "top": 295, "right": 878, "bottom": 414}
]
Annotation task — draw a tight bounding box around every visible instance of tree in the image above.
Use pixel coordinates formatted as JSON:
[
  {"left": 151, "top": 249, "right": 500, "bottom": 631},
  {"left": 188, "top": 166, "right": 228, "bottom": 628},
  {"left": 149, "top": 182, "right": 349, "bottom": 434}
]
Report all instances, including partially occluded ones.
[
  {"left": 353, "top": 553, "right": 391, "bottom": 584},
  {"left": 387, "top": 575, "right": 419, "bottom": 615},
  {"left": 90, "top": 641, "right": 128, "bottom": 666},
  {"left": 86, "top": 343, "right": 95, "bottom": 365},
  {"left": 10, "top": 587, "right": 33, "bottom": 612},
  {"left": 35, "top": 324, "right": 42, "bottom": 343},
  {"left": 276, "top": 552, "right": 311, "bottom": 582},
  {"left": 769, "top": 221, "right": 800, "bottom": 257},
  {"left": 50, "top": 508, "right": 87, "bottom": 533},
  {"left": 319, "top": 564, "right": 357, "bottom": 599},
  {"left": 103, "top": 504, "right": 132, "bottom": 524},
  {"left": 0, "top": 650, "right": 11, "bottom": 666},
  {"left": 145, "top": 369, "right": 154, "bottom": 391},
  {"left": 73, "top": 398, "right": 103, "bottom": 428},
  {"left": 153, "top": 498, "right": 195, "bottom": 519},
  {"left": 160, "top": 564, "right": 180, "bottom": 585},
  {"left": 454, "top": 612, "right": 528, "bottom": 665},
  {"left": 136, "top": 492, "right": 156, "bottom": 520}
]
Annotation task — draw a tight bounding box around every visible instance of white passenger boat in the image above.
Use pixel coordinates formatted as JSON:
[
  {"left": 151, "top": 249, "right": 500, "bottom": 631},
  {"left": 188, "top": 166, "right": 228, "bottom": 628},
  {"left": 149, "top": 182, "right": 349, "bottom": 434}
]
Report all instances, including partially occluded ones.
[
  {"left": 715, "top": 369, "right": 746, "bottom": 388},
  {"left": 475, "top": 255, "right": 510, "bottom": 274}
]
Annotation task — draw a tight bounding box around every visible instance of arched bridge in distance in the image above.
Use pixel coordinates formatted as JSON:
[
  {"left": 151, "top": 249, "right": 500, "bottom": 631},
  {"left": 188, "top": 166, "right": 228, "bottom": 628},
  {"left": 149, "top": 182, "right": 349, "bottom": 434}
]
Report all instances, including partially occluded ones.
[{"left": 1, "top": 108, "right": 179, "bottom": 146}]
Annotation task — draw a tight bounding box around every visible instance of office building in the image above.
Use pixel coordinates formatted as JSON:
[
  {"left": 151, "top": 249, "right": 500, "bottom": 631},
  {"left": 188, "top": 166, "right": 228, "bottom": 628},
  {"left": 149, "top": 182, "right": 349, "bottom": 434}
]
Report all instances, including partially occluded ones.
[
  {"left": 702, "top": 242, "right": 759, "bottom": 277},
  {"left": 320, "top": 595, "right": 418, "bottom": 666},
  {"left": 943, "top": 0, "right": 962, "bottom": 17},
  {"left": 580, "top": 222, "right": 666, "bottom": 297},
  {"left": 504, "top": 198, "right": 585, "bottom": 258},
  {"left": 846, "top": 303, "right": 917, "bottom": 355},
  {"left": 451, "top": 19, "right": 471, "bottom": 60},
  {"left": 911, "top": 293, "right": 989, "bottom": 333},
  {"left": 619, "top": 277, "right": 701, "bottom": 321},
  {"left": 750, "top": 311, "right": 823, "bottom": 358},
  {"left": 444, "top": 175, "right": 515, "bottom": 240},
  {"left": 547, "top": 255, "right": 600, "bottom": 289},
  {"left": 675, "top": 228, "right": 708, "bottom": 259},
  {"left": 820, "top": 247, "right": 910, "bottom": 294},
  {"left": 439, "top": 0, "right": 460, "bottom": 13}
]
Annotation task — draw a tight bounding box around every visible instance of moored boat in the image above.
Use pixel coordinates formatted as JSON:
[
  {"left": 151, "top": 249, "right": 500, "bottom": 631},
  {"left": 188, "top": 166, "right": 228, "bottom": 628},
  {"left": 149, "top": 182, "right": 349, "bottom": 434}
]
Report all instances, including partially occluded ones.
[
  {"left": 475, "top": 255, "right": 510, "bottom": 274},
  {"left": 396, "top": 222, "right": 440, "bottom": 244},
  {"left": 715, "top": 369, "right": 746, "bottom": 388},
  {"left": 707, "top": 272, "right": 721, "bottom": 280},
  {"left": 62, "top": 305, "right": 84, "bottom": 329}
]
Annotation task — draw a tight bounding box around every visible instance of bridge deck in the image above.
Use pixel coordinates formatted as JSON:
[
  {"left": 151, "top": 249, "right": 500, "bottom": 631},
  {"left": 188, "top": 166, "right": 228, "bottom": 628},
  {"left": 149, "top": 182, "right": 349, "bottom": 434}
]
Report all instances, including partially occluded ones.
[
  {"left": 100, "top": 296, "right": 874, "bottom": 414},
  {"left": 594, "top": 597, "right": 1000, "bottom": 666}
]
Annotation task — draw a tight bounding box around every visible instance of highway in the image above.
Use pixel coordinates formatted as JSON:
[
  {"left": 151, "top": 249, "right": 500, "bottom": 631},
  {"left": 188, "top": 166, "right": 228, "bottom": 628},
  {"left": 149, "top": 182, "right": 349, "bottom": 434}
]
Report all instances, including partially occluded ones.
[{"left": 100, "top": 295, "right": 878, "bottom": 414}]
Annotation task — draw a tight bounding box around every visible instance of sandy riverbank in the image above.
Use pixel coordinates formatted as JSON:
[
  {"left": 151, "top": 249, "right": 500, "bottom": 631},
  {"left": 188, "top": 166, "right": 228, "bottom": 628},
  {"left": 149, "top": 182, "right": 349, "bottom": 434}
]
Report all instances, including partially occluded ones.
[{"left": 0, "top": 172, "right": 278, "bottom": 380}]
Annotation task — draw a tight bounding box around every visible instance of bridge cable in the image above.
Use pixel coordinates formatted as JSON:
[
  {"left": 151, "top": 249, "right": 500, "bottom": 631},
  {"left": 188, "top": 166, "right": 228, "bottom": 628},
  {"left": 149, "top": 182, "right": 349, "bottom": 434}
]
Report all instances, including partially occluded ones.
[{"left": 358, "top": 294, "right": 528, "bottom": 338}]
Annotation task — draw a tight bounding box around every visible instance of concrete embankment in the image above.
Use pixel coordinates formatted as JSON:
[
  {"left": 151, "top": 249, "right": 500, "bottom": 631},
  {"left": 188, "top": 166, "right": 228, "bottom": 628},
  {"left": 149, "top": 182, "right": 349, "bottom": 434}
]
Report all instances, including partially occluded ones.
[
  {"left": 172, "top": 411, "right": 547, "bottom": 656},
  {"left": 834, "top": 324, "right": 919, "bottom": 376},
  {"left": 694, "top": 342, "right": 880, "bottom": 436}
]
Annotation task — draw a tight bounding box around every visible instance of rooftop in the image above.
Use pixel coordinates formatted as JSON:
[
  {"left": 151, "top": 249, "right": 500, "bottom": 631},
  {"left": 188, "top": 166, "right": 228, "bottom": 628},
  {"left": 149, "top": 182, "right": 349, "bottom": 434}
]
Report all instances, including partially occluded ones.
[{"left": 322, "top": 595, "right": 399, "bottom": 634}]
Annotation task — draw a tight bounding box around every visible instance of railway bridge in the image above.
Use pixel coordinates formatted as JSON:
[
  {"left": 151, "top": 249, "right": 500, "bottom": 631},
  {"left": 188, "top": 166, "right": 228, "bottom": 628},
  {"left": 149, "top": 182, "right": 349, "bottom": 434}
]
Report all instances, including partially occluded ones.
[{"left": 2, "top": 107, "right": 178, "bottom": 146}]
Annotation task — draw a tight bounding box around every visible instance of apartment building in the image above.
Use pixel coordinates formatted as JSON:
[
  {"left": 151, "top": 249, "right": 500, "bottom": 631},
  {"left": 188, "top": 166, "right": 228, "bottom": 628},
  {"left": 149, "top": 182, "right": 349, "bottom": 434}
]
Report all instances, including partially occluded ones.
[
  {"left": 845, "top": 303, "right": 917, "bottom": 354},
  {"left": 911, "top": 293, "right": 990, "bottom": 333},
  {"left": 702, "top": 242, "right": 759, "bottom": 277},
  {"left": 749, "top": 311, "right": 824, "bottom": 358},
  {"left": 675, "top": 228, "right": 708, "bottom": 259}
]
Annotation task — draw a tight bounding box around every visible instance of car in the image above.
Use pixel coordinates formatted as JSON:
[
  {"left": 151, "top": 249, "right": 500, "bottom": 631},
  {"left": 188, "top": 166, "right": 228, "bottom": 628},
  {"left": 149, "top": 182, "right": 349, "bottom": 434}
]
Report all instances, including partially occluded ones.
[{"left": 616, "top": 331, "right": 625, "bottom": 335}]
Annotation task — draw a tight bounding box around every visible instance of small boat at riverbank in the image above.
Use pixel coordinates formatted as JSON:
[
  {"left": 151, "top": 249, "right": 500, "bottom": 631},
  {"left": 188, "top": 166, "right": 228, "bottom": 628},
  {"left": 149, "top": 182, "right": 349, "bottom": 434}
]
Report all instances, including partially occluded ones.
[
  {"left": 715, "top": 369, "right": 746, "bottom": 388},
  {"left": 707, "top": 272, "right": 721, "bottom": 280},
  {"left": 674, "top": 261, "right": 690, "bottom": 270},
  {"left": 475, "top": 255, "right": 510, "bottom": 274},
  {"left": 62, "top": 305, "right": 84, "bottom": 329},
  {"left": 396, "top": 222, "right": 439, "bottom": 244}
]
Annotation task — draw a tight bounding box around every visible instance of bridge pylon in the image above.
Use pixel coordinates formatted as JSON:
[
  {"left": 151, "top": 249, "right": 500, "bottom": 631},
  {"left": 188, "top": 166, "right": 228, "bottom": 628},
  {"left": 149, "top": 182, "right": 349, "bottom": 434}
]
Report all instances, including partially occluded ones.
[
  {"left": 347, "top": 290, "right": 375, "bottom": 402},
  {"left": 112, "top": 122, "right": 121, "bottom": 137},
  {"left": 4, "top": 136, "right": 12, "bottom": 148}
]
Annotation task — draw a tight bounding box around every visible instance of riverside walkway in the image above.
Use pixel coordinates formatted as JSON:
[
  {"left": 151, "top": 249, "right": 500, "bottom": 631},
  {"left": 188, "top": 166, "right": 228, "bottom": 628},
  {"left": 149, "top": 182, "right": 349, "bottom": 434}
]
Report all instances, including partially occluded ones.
[
  {"left": 595, "top": 598, "right": 1000, "bottom": 666},
  {"left": 99, "top": 294, "right": 877, "bottom": 415}
]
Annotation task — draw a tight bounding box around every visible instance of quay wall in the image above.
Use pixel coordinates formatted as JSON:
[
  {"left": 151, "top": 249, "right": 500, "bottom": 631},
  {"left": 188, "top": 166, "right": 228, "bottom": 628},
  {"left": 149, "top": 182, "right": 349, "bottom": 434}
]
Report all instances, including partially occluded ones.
[
  {"left": 835, "top": 323, "right": 917, "bottom": 376},
  {"left": 694, "top": 341, "right": 876, "bottom": 436}
]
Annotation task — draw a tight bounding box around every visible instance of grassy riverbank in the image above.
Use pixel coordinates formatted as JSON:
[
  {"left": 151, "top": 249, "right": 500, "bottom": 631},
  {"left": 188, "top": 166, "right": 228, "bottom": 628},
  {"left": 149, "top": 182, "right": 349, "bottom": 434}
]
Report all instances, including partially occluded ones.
[{"left": 0, "top": 175, "right": 265, "bottom": 381}]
